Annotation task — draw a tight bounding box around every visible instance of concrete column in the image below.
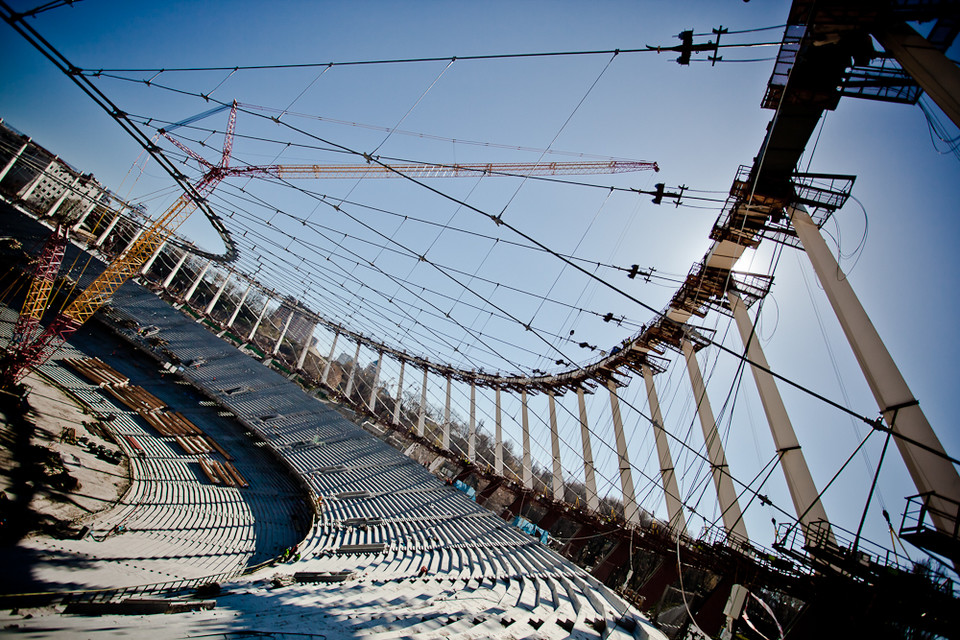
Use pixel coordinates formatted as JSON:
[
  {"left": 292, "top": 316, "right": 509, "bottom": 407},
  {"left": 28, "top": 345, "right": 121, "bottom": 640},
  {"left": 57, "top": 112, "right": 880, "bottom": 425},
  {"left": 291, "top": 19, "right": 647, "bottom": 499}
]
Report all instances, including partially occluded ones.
[
  {"left": 71, "top": 179, "right": 103, "bottom": 232},
  {"left": 19, "top": 155, "right": 56, "bottom": 202},
  {"left": 642, "top": 364, "right": 688, "bottom": 534},
  {"left": 120, "top": 228, "right": 144, "bottom": 259},
  {"left": 682, "top": 339, "right": 748, "bottom": 541},
  {"left": 443, "top": 375, "right": 452, "bottom": 450},
  {"left": 521, "top": 389, "right": 532, "bottom": 490},
  {"left": 343, "top": 341, "right": 362, "bottom": 399},
  {"left": 47, "top": 173, "right": 81, "bottom": 218},
  {"left": 184, "top": 260, "right": 212, "bottom": 303},
  {"left": 608, "top": 380, "right": 641, "bottom": 526},
  {"left": 226, "top": 281, "right": 253, "bottom": 329},
  {"left": 246, "top": 296, "right": 271, "bottom": 343},
  {"left": 577, "top": 388, "right": 600, "bottom": 512},
  {"left": 93, "top": 212, "right": 121, "bottom": 248},
  {"left": 392, "top": 359, "right": 405, "bottom": 426},
  {"left": 322, "top": 331, "right": 339, "bottom": 385},
  {"left": 468, "top": 382, "right": 477, "bottom": 462},
  {"left": 0, "top": 139, "right": 29, "bottom": 183},
  {"left": 296, "top": 323, "right": 316, "bottom": 370},
  {"left": 271, "top": 308, "right": 295, "bottom": 356},
  {"left": 162, "top": 252, "right": 189, "bottom": 290},
  {"left": 495, "top": 386, "right": 504, "bottom": 475},
  {"left": 875, "top": 21, "right": 960, "bottom": 129},
  {"left": 204, "top": 272, "right": 232, "bottom": 315},
  {"left": 547, "top": 392, "right": 564, "bottom": 500},
  {"left": 791, "top": 205, "right": 960, "bottom": 532},
  {"left": 729, "top": 290, "right": 833, "bottom": 545},
  {"left": 140, "top": 240, "right": 167, "bottom": 275},
  {"left": 71, "top": 195, "right": 100, "bottom": 232},
  {"left": 368, "top": 352, "right": 382, "bottom": 412},
  {"left": 418, "top": 367, "right": 428, "bottom": 437}
]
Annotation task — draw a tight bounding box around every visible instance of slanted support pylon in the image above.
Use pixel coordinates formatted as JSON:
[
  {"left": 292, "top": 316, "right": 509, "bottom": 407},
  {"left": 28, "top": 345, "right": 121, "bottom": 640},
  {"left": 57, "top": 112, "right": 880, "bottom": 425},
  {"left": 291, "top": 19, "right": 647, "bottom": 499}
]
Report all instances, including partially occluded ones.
[
  {"left": 226, "top": 281, "right": 252, "bottom": 330},
  {"left": 642, "top": 364, "right": 687, "bottom": 535},
  {"left": 47, "top": 173, "right": 81, "bottom": 218},
  {"left": 140, "top": 240, "right": 166, "bottom": 275},
  {"left": 19, "top": 155, "right": 56, "bottom": 202},
  {"left": 577, "top": 387, "right": 600, "bottom": 512},
  {"left": 246, "top": 296, "right": 271, "bottom": 344},
  {"left": 608, "top": 380, "right": 641, "bottom": 526},
  {"left": 548, "top": 391, "right": 564, "bottom": 501},
  {"left": 205, "top": 272, "right": 232, "bottom": 316},
  {"left": 184, "top": 260, "right": 211, "bottom": 303},
  {"left": 368, "top": 352, "right": 382, "bottom": 412},
  {"left": 443, "top": 374, "right": 452, "bottom": 450},
  {"left": 392, "top": 359, "right": 405, "bottom": 426},
  {"left": 271, "top": 307, "right": 294, "bottom": 356},
  {"left": 495, "top": 386, "right": 504, "bottom": 475},
  {"left": 682, "top": 338, "right": 748, "bottom": 541},
  {"left": 417, "top": 366, "right": 428, "bottom": 437},
  {"left": 162, "top": 252, "right": 188, "bottom": 290},
  {"left": 322, "top": 330, "right": 339, "bottom": 386},
  {"left": 790, "top": 204, "right": 960, "bottom": 533},
  {"left": 874, "top": 20, "right": 960, "bottom": 129},
  {"left": 468, "top": 381, "right": 477, "bottom": 462},
  {"left": 728, "top": 290, "right": 833, "bottom": 546},
  {"left": 343, "top": 340, "right": 361, "bottom": 399},
  {"left": 296, "top": 322, "right": 315, "bottom": 371},
  {"left": 521, "top": 388, "right": 533, "bottom": 490},
  {"left": 93, "top": 212, "right": 121, "bottom": 248},
  {"left": 0, "top": 138, "right": 30, "bottom": 183}
]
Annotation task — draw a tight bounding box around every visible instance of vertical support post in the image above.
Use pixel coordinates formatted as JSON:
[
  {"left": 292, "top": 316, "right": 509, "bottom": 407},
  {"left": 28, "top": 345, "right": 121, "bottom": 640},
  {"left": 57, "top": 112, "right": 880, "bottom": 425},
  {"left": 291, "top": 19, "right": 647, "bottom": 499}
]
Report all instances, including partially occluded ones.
[
  {"left": 0, "top": 138, "right": 30, "bottom": 183},
  {"left": 418, "top": 366, "right": 428, "bottom": 437},
  {"left": 71, "top": 194, "right": 99, "bottom": 232},
  {"left": 468, "top": 382, "right": 477, "bottom": 463},
  {"left": 521, "top": 389, "right": 532, "bottom": 490},
  {"left": 791, "top": 205, "right": 960, "bottom": 530},
  {"left": 343, "top": 340, "right": 362, "bottom": 399},
  {"left": 729, "top": 290, "right": 833, "bottom": 545},
  {"left": 226, "top": 281, "right": 253, "bottom": 329},
  {"left": 368, "top": 352, "right": 382, "bottom": 412},
  {"left": 548, "top": 392, "right": 564, "bottom": 501},
  {"left": 120, "top": 228, "right": 144, "bottom": 259},
  {"left": 246, "top": 295, "right": 271, "bottom": 343},
  {"left": 577, "top": 388, "right": 600, "bottom": 512},
  {"left": 162, "top": 252, "right": 189, "bottom": 290},
  {"left": 93, "top": 212, "right": 121, "bottom": 248},
  {"left": 141, "top": 240, "right": 166, "bottom": 276},
  {"left": 184, "top": 260, "right": 212, "bottom": 303},
  {"left": 874, "top": 21, "right": 960, "bottom": 129},
  {"left": 47, "top": 173, "right": 81, "bottom": 217},
  {"left": 442, "top": 375, "right": 452, "bottom": 450},
  {"left": 608, "top": 380, "right": 641, "bottom": 526},
  {"left": 296, "top": 322, "right": 316, "bottom": 370},
  {"left": 682, "top": 338, "right": 748, "bottom": 541},
  {"left": 642, "top": 364, "right": 687, "bottom": 534},
  {"left": 271, "top": 307, "right": 295, "bottom": 356},
  {"left": 205, "top": 271, "right": 232, "bottom": 316},
  {"left": 392, "top": 359, "right": 405, "bottom": 426},
  {"left": 495, "top": 386, "right": 504, "bottom": 475},
  {"left": 322, "top": 331, "right": 339, "bottom": 385},
  {"left": 19, "top": 155, "right": 56, "bottom": 202}
]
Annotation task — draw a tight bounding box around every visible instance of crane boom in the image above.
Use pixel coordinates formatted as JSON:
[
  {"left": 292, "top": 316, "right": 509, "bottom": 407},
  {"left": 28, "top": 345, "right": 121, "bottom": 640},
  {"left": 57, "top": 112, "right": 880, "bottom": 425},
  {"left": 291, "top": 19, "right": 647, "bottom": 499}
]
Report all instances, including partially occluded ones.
[
  {"left": 233, "top": 160, "right": 658, "bottom": 181},
  {"left": 2, "top": 99, "right": 660, "bottom": 386}
]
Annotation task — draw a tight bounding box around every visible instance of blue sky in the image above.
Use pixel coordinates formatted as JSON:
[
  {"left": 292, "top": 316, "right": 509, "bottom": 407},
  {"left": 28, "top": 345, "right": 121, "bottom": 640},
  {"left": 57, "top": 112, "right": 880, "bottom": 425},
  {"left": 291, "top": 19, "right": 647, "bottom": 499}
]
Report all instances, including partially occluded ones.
[{"left": 3, "top": 1, "right": 959, "bottom": 563}]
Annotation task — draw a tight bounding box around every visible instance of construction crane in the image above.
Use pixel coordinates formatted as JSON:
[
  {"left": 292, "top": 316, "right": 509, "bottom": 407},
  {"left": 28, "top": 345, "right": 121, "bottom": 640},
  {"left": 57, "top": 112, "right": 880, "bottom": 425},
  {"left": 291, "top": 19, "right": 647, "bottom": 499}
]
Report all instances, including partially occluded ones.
[
  {"left": 1, "top": 102, "right": 658, "bottom": 385},
  {"left": 9, "top": 223, "right": 68, "bottom": 348}
]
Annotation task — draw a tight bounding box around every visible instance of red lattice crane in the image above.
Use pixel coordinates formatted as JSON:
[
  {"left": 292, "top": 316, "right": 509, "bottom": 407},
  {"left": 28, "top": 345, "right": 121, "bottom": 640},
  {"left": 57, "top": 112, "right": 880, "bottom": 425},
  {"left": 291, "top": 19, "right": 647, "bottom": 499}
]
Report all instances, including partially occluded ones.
[{"left": 1, "top": 102, "right": 658, "bottom": 385}]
